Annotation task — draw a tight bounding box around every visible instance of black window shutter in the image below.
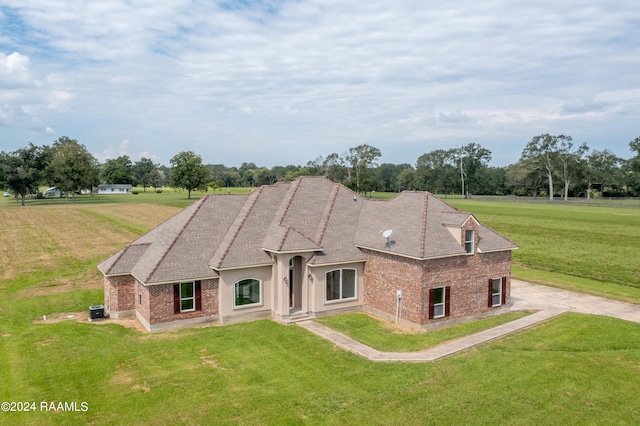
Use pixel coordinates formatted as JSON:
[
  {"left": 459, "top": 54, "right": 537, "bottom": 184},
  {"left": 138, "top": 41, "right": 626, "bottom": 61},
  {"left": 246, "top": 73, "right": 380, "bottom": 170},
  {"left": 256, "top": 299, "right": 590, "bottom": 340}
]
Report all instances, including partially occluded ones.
[
  {"left": 428, "top": 288, "right": 435, "bottom": 319},
  {"left": 444, "top": 286, "right": 451, "bottom": 317},
  {"left": 488, "top": 279, "right": 493, "bottom": 307},
  {"left": 501, "top": 277, "right": 507, "bottom": 305},
  {"left": 195, "top": 281, "right": 202, "bottom": 311},
  {"left": 173, "top": 284, "right": 180, "bottom": 314}
]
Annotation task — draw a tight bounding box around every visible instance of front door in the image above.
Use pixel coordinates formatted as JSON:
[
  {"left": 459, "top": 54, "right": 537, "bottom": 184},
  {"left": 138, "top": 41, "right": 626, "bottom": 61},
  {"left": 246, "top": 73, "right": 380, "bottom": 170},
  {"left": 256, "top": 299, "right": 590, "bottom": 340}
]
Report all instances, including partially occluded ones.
[{"left": 289, "top": 256, "right": 303, "bottom": 313}]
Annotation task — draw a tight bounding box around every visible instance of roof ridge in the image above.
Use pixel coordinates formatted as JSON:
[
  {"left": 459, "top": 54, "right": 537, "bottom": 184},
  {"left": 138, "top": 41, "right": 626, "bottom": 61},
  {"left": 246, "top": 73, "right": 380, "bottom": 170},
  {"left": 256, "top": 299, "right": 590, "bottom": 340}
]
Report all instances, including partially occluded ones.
[
  {"left": 103, "top": 244, "right": 131, "bottom": 275},
  {"left": 277, "top": 177, "right": 302, "bottom": 226},
  {"left": 420, "top": 193, "right": 428, "bottom": 258},
  {"left": 214, "top": 186, "right": 264, "bottom": 267},
  {"left": 314, "top": 181, "right": 340, "bottom": 244},
  {"left": 145, "top": 196, "right": 208, "bottom": 282},
  {"left": 288, "top": 226, "right": 319, "bottom": 244},
  {"left": 276, "top": 226, "right": 291, "bottom": 251}
]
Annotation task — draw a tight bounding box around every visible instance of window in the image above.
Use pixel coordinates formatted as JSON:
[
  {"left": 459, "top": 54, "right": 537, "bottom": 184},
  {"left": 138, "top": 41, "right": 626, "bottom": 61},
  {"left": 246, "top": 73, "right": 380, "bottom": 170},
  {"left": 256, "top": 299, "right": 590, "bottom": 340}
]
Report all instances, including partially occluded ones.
[
  {"left": 235, "top": 278, "right": 261, "bottom": 307},
  {"left": 325, "top": 269, "right": 356, "bottom": 301},
  {"left": 429, "top": 286, "right": 450, "bottom": 319},
  {"left": 180, "top": 282, "right": 195, "bottom": 312},
  {"left": 139, "top": 293, "right": 142, "bottom": 305},
  {"left": 465, "top": 230, "right": 474, "bottom": 254},
  {"left": 488, "top": 277, "right": 506, "bottom": 307},
  {"left": 173, "top": 281, "right": 201, "bottom": 314}
]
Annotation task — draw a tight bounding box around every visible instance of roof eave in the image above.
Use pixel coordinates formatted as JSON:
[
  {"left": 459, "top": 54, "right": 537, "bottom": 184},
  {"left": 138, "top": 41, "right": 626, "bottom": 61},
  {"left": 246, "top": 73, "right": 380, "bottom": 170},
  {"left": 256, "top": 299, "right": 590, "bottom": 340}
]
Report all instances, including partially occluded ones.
[
  {"left": 477, "top": 246, "right": 519, "bottom": 253},
  {"left": 261, "top": 247, "right": 320, "bottom": 255},
  {"left": 212, "top": 262, "right": 274, "bottom": 272}
]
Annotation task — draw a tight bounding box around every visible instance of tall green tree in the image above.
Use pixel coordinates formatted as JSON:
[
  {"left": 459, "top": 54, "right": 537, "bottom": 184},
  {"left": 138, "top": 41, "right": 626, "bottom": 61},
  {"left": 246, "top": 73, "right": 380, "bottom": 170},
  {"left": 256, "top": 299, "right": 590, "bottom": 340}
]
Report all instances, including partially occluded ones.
[
  {"left": 101, "top": 155, "right": 134, "bottom": 185},
  {"left": 46, "top": 137, "right": 99, "bottom": 203},
  {"left": 584, "top": 149, "right": 623, "bottom": 199},
  {"left": 453, "top": 143, "right": 492, "bottom": 197},
  {"left": 521, "top": 134, "right": 569, "bottom": 200},
  {"left": 415, "top": 149, "right": 457, "bottom": 195},
  {"left": 556, "top": 138, "right": 588, "bottom": 200},
  {"left": 0, "top": 143, "right": 50, "bottom": 205},
  {"left": 133, "top": 158, "right": 160, "bottom": 192},
  {"left": 629, "top": 137, "right": 640, "bottom": 195},
  {"left": 397, "top": 167, "right": 418, "bottom": 191},
  {"left": 474, "top": 166, "right": 507, "bottom": 195},
  {"left": 378, "top": 163, "right": 413, "bottom": 192},
  {"left": 322, "top": 153, "right": 348, "bottom": 183},
  {"left": 169, "top": 151, "right": 210, "bottom": 199},
  {"left": 506, "top": 157, "right": 545, "bottom": 197},
  {"left": 344, "top": 144, "right": 381, "bottom": 193}
]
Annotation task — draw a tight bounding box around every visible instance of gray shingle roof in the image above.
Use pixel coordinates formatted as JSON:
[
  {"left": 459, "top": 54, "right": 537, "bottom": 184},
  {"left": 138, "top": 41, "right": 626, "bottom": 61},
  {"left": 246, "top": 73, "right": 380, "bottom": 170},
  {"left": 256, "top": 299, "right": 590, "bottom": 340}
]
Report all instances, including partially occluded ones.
[{"left": 99, "top": 176, "right": 517, "bottom": 284}]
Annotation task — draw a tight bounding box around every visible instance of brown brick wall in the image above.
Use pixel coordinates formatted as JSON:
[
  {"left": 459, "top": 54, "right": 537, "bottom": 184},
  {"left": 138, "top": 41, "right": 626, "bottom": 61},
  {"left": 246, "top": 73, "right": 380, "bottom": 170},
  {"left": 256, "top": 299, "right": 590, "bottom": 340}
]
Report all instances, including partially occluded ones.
[
  {"left": 104, "top": 275, "right": 136, "bottom": 314},
  {"left": 362, "top": 248, "right": 511, "bottom": 326},
  {"left": 148, "top": 279, "right": 219, "bottom": 325},
  {"left": 362, "top": 249, "right": 425, "bottom": 324},
  {"left": 137, "top": 281, "right": 150, "bottom": 324}
]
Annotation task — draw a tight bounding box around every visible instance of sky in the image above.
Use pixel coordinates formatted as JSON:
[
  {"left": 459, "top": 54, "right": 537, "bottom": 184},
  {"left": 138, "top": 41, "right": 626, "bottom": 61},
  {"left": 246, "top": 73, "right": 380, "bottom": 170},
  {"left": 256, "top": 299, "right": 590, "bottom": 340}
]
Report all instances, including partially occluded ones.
[{"left": 1, "top": 1, "right": 639, "bottom": 168}]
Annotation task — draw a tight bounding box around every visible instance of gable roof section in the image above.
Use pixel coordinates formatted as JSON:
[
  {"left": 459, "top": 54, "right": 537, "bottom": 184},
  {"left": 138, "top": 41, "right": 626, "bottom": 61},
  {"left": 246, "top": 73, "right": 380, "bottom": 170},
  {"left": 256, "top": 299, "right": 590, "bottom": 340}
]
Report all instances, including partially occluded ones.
[
  {"left": 98, "top": 243, "right": 149, "bottom": 276},
  {"left": 258, "top": 177, "right": 363, "bottom": 264},
  {"left": 99, "top": 193, "right": 247, "bottom": 283},
  {"left": 477, "top": 223, "right": 518, "bottom": 253},
  {"left": 99, "top": 177, "right": 518, "bottom": 284},
  {"left": 210, "top": 182, "right": 292, "bottom": 270},
  {"left": 355, "top": 191, "right": 517, "bottom": 259}
]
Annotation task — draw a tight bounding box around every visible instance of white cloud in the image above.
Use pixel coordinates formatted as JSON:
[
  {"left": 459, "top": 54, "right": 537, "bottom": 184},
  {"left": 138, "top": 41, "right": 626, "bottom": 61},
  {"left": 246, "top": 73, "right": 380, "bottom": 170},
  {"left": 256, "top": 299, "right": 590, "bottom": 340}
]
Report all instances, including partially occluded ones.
[
  {"left": 1, "top": 0, "right": 639, "bottom": 166},
  {"left": 0, "top": 51, "right": 31, "bottom": 86},
  {"left": 95, "top": 139, "right": 161, "bottom": 163}
]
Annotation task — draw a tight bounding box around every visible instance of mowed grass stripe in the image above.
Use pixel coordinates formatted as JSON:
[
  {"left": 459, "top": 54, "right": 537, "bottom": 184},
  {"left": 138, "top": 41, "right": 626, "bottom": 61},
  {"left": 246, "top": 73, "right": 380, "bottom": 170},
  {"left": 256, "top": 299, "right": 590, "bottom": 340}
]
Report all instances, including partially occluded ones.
[
  {"left": 1, "top": 197, "right": 640, "bottom": 424},
  {"left": 449, "top": 200, "right": 640, "bottom": 289}
]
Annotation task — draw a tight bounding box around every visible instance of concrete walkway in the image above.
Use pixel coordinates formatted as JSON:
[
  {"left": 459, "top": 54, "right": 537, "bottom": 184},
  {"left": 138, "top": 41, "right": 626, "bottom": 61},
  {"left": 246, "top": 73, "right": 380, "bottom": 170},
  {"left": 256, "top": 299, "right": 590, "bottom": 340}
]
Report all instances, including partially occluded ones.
[{"left": 297, "top": 280, "right": 640, "bottom": 362}]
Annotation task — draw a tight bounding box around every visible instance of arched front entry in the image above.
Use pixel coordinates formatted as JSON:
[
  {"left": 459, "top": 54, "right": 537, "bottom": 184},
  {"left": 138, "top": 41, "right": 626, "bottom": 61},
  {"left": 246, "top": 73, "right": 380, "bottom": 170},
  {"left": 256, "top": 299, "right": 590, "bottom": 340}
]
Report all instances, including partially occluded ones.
[{"left": 289, "top": 256, "right": 304, "bottom": 314}]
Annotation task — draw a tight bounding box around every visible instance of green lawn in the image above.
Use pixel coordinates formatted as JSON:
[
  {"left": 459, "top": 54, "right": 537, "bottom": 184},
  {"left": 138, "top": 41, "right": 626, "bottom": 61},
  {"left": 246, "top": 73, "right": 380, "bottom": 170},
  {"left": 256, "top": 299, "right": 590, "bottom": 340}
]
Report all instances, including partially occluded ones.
[
  {"left": 2, "top": 194, "right": 640, "bottom": 424},
  {"left": 448, "top": 199, "right": 640, "bottom": 302},
  {"left": 315, "top": 311, "right": 531, "bottom": 352},
  {"left": 1, "top": 186, "right": 254, "bottom": 208}
]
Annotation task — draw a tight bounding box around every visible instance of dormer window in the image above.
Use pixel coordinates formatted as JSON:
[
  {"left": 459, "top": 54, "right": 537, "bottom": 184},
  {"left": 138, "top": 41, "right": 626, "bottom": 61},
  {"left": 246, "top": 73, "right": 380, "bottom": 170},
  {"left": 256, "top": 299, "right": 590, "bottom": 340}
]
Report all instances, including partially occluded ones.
[{"left": 465, "top": 230, "right": 474, "bottom": 254}]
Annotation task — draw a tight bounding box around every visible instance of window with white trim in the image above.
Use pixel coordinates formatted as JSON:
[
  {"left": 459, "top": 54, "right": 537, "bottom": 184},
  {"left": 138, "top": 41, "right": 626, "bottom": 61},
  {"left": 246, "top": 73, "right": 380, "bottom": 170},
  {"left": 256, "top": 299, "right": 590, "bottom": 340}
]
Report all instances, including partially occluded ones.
[
  {"left": 325, "top": 268, "right": 357, "bottom": 301},
  {"left": 234, "top": 278, "right": 262, "bottom": 307},
  {"left": 465, "top": 230, "right": 474, "bottom": 254},
  {"left": 180, "top": 282, "right": 195, "bottom": 312},
  {"left": 491, "top": 278, "right": 502, "bottom": 307},
  {"left": 432, "top": 287, "right": 445, "bottom": 318},
  {"left": 488, "top": 277, "right": 506, "bottom": 308}
]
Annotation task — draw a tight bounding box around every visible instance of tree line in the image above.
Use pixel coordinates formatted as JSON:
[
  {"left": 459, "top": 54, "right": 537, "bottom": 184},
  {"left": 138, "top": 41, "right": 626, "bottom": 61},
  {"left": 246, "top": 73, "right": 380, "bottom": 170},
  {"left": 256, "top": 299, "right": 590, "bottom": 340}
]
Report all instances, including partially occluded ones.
[{"left": 2, "top": 135, "right": 640, "bottom": 205}]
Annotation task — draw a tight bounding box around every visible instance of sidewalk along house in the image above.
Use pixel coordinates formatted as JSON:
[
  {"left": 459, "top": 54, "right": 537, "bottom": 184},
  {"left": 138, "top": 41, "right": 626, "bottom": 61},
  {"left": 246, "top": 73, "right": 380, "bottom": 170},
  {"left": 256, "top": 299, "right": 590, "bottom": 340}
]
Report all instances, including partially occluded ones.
[
  {"left": 97, "top": 184, "right": 133, "bottom": 194},
  {"left": 98, "top": 176, "right": 518, "bottom": 332}
]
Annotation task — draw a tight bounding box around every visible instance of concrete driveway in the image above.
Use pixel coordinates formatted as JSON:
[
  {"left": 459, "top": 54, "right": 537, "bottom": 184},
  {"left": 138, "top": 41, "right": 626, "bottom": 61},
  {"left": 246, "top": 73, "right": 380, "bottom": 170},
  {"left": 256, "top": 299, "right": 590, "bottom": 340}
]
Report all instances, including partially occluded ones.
[
  {"left": 298, "top": 280, "right": 640, "bottom": 362},
  {"left": 511, "top": 279, "right": 640, "bottom": 324}
]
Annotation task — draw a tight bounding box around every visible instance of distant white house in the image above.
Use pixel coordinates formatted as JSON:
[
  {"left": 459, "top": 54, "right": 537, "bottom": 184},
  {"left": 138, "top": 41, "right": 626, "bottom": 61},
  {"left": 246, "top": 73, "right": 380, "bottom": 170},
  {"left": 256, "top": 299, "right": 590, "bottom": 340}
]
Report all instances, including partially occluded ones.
[
  {"left": 97, "top": 184, "right": 133, "bottom": 194},
  {"left": 44, "top": 187, "right": 61, "bottom": 197}
]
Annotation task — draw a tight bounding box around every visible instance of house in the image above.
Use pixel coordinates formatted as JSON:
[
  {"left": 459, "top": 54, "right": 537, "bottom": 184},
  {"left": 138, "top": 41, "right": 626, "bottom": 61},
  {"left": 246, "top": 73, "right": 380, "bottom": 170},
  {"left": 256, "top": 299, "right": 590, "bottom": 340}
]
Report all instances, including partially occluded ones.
[
  {"left": 97, "top": 184, "right": 133, "bottom": 194},
  {"left": 44, "top": 187, "right": 61, "bottom": 197},
  {"left": 98, "top": 176, "right": 517, "bottom": 332}
]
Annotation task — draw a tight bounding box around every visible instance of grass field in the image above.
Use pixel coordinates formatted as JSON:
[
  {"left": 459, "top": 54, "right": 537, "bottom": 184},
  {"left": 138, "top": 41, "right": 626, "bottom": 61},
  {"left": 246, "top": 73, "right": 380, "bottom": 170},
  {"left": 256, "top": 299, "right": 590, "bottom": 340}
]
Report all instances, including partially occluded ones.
[
  {"left": 1, "top": 192, "right": 640, "bottom": 424},
  {"left": 447, "top": 199, "right": 640, "bottom": 303}
]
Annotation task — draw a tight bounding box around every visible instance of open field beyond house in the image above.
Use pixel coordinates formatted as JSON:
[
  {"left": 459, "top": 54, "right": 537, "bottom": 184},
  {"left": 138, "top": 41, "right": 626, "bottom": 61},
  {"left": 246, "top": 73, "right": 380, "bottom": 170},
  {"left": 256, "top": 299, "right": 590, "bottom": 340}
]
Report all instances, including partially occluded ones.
[
  {"left": 447, "top": 199, "right": 640, "bottom": 303},
  {"left": 1, "top": 194, "right": 639, "bottom": 424}
]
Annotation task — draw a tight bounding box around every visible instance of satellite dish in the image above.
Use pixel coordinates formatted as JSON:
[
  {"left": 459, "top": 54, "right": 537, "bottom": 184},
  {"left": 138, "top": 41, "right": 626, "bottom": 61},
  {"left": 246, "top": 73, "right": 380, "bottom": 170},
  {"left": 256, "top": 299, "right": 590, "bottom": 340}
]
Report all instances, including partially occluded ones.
[{"left": 382, "top": 229, "right": 394, "bottom": 247}]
